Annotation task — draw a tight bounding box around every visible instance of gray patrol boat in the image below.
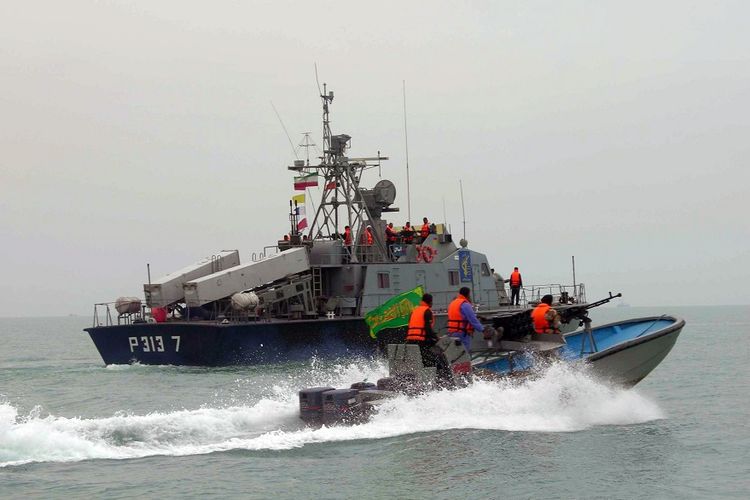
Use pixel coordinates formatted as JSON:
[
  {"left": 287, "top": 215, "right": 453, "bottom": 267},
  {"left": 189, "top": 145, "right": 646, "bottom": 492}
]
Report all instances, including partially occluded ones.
[{"left": 85, "top": 85, "right": 586, "bottom": 365}]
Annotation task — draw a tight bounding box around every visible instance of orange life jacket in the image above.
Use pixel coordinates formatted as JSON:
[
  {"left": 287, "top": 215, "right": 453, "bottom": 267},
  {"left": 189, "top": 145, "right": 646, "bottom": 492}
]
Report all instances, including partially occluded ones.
[
  {"left": 344, "top": 228, "right": 352, "bottom": 246},
  {"left": 385, "top": 226, "right": 396, "bottom": 243},
  {"left": 510, "top": 271, "right": 521, "bottom": 287},
  {"left": 403, "top": 226, "right": 414, "bottom": 243},
  {"left": 447, "top": 295, "right": 474, "bottom": 334},
  {"left": 365, "top": 228, "right": 373, "bottom": 245},
  {"left": 406, "top": 302, "right": 434, "bottom": 342},
  {"left": 531, "top": 303, "right": 554, "bottom": 333},
  {"left": 420, "top": 223, "right": 430, "bottom": 239}
]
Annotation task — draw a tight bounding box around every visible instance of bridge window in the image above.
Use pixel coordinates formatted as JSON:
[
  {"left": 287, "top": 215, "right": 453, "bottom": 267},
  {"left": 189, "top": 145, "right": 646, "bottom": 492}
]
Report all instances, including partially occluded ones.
[
  {"left": 377, "top": 272, "right": 390, "bottom": 289},
  {"left": 449, "top": 270, "right": 459, "bottom": 286},
  {"left": 481, "top": 263, "right": 491, "bottom": 276}
]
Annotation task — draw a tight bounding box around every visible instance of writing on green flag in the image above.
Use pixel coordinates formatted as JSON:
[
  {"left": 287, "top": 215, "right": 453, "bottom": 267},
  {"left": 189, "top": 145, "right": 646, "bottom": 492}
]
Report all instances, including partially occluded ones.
[{"left": 364, "top": 286, "right": 424, "bottom": 339}]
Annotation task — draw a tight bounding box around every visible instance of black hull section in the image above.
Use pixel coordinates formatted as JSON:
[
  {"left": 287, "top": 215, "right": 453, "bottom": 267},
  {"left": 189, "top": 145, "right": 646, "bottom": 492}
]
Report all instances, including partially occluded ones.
[{"left": 85, "top": 318, "right": 403, "bottom": 366}]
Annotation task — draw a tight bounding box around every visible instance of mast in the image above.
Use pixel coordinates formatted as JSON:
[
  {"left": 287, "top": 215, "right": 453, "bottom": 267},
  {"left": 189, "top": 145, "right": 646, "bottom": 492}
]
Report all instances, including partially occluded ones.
[{"left": 287, "top": 85, "right": 391, "bottom": 261}]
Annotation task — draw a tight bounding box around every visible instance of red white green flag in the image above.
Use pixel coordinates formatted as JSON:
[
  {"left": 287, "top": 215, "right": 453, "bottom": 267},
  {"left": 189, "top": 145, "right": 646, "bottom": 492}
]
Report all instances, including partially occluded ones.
[{"left": 294, "top": 173, "right": 318, "bottom": 190}]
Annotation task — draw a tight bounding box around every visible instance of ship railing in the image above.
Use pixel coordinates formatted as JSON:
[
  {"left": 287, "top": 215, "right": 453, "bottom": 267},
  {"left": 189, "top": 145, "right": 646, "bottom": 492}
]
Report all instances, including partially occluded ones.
[
  {"left": 523, "top": 283, "right": 586, "bottom": 305},
  {"left": 91, "top": 302, "right": 146, "bottom": 327}
]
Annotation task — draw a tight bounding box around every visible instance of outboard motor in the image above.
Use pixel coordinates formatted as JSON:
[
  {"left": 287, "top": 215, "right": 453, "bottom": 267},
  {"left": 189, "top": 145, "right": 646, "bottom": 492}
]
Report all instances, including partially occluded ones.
[
  {"left": 350, "top": 382, "right": 376, "bottom": 391},
  {"left": 298, "top": 386, "right": 334, "bottom": 424},
  {"left": 321, "top": 388, "right": 363, "bottom": 425}
]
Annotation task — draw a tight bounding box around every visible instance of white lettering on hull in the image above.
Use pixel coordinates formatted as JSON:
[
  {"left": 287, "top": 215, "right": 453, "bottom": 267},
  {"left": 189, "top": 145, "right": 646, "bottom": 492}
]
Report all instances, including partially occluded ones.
[{"left": 127, "top": 336, "right": 178, "bottom": 353}]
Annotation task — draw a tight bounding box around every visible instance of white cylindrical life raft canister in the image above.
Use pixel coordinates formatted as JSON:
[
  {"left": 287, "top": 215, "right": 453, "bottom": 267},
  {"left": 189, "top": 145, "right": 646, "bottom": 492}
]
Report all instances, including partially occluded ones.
[
  {"left": 115, "top": 296, "right": 142, "bottom": 315},
  {"left": 231, "top": 292, "right": 259, "bottom": 311}
]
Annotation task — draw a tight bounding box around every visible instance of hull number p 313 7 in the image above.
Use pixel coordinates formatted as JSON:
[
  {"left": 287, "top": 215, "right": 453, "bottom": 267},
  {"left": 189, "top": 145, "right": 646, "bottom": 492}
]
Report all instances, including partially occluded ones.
[{"left": 128, "top": 336, "right": 181, "bottom": 352}]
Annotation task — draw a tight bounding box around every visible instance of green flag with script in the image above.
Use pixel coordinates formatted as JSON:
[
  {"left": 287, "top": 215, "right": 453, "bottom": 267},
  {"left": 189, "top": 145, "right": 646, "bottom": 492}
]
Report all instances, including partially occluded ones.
[{"left": 364, "top": 285, "right": 424, "bottom": 339}]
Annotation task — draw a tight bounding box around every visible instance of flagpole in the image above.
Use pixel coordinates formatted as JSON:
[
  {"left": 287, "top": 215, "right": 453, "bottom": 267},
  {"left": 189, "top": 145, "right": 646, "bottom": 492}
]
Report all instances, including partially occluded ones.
[
  {"left": 306, "top": 187, "right": 316, "bottom": 234},
  {"left": 459, "top": 179, "right": 466, "bottom": 241}
]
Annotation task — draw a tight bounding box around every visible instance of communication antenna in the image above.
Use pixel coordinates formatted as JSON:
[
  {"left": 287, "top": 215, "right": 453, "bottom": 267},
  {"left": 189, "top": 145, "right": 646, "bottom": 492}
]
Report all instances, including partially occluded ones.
[
  {"left": 298, "top": 132, "right": 317, "bottom": 166},
  {"left": 572, "top": 255, "right": 577, "bottom": 297},
  {"left": 270, "top": 101, "right": 298, "bottom": 159},
  {"left": 459, "top": 179, "right": 467, "bottom": 240},
  {"left": 403, "top": 80, "right": 411, "bottom": 222},
  {"left": 314, "top": 63, "right": 322, "bottom": 97},
  {"left": 442, "top": 196, "right": 448, "bottom": 228}
]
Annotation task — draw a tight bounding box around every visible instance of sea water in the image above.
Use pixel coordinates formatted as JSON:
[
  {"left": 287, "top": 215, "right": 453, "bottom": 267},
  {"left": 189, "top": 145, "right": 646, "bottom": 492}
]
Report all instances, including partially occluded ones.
[{"left": 0, "top": 306, "right": 747, "bottom": 499}]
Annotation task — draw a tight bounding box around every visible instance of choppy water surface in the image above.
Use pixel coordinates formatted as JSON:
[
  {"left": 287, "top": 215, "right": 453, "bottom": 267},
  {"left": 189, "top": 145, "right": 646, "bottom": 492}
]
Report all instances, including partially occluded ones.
[{"left": 1, "top": 306, "right": 747, "bottom": 499}]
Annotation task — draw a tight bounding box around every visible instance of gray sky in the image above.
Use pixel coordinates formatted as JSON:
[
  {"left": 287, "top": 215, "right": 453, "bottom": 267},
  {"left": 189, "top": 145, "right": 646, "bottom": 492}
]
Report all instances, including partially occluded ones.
[{"left": 1, "top": 0, "right": 748, "bottom": 316}]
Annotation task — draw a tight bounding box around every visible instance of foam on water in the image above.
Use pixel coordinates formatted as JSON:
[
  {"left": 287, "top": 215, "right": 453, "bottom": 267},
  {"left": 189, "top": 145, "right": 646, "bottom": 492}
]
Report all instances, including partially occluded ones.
[{"left": 0, "top": 361, "right": 663, "bottom": 467}]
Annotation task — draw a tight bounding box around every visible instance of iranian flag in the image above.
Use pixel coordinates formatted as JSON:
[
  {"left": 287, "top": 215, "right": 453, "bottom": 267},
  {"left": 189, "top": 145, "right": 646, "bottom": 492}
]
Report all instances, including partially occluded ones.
[{"left": 294, "top": 173, "right": 318, "bottom": 190}]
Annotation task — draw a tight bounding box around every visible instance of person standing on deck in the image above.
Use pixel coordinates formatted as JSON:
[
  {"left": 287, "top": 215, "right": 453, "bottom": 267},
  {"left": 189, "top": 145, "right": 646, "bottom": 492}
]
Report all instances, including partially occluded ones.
[
  {"left": 420, "top": 217, "right": 430, "bottom": 242},
  {"left": 401, "top": 222, "right": 415, "bottom": 244},
  {"left": 447, "top": 287, "right": 485, "bottom": 353},
  {"left": 343, "top": 225, "right": 352, "bottom": 263},
  {"left": 385, "top": 222, "right": 397, "bottom": 260},
  {"left": 361, "top": 225, "right": 374, "bottom": 262},
  {"left": 508, "top": 267, "right": 522, "bottom": 306}
]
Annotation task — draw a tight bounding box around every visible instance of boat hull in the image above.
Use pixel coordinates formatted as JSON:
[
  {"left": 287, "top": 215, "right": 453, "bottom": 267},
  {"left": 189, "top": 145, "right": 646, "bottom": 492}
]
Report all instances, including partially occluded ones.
[
  {"left": 83, "top": 310, "right": 504, "bottom": 366},
  {"left": 85, "top": 318, "right": 381, "bottom": 365},
  {"left": 474, "top": 316, "right": 685, "bottom": 387},
  {"left": 583, "top": 319, "right": 683, "bottom": 386}
]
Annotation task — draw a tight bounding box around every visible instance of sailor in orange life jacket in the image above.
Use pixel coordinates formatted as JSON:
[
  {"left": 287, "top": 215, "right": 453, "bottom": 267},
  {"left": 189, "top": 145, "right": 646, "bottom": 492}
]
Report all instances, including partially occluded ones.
[
  {"left": 507, "top": 266, "right": 522, "bottom": 306},
  {"left": 447, "top": 287, "right": 485, "bottom": 353},
  {"left": 401, "top": 222, "right": 415, "bottom": 244},
  {"left": 363, "top": 225, "right": 374, "bottom": 245},
  {"left": 531, "top": 294, "right": 562, "bottom": 334},
  {"left": 360, "top": 225, "right": 374, "bottom": 262},
  {"left": 385, "top": 222, "right": 397, "bottom": 260},
  {"left": 420, "top": 217, "right": 430, "bottom": 242},
  {"left": 406, "top": 293, "right": 452, "bottom": 381},
  {"left": 343, "top": 226, "right": 352, "bottom": 263}
]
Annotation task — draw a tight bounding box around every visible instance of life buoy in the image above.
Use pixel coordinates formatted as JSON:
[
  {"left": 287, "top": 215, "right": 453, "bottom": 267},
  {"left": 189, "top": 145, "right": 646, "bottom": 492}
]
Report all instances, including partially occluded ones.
[
  {"left": 415, "top": 247, "right": 423, "bottom": 262},
  {"left": 420, "top": 246, "right": 436, "bottom": 263}
]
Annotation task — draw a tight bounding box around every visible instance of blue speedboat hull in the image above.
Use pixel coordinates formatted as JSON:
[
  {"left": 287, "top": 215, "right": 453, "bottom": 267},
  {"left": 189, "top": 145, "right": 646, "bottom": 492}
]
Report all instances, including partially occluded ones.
[{"left": 474, "top": 316, "right": 685, "bottom": 386}]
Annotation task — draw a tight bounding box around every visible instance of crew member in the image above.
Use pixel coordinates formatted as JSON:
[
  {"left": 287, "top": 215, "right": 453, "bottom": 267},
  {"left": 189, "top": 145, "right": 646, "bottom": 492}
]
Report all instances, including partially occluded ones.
[
  {"left": 385, "top": 222, "right": 397, "bottom": 260},
  {"left": 406, "top": 293, "right": 452, "bottom": 384},
  {"left": 361, "top": 225, "right": 374, "bottom": 262},
  {"left": 420, "top": 217, "right": 430, "bottom": 242},
  {"left": 343, "top": 225, "right": 352, "bottom": 263},
  {"left": 508, "top": 266, "right": 522, "bottom": 306},
  {"left": 401, "top": 222, "right": 415, "bottom": 244},
  {"left": 531, "top": 294, "right": 561, "bottom": 334},
  {"left": 447, "top": 287, "right": 485, "bottom": 353}
]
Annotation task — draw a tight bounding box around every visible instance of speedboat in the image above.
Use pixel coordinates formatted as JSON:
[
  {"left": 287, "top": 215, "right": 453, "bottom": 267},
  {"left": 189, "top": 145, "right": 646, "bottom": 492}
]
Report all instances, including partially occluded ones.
[
  {"left": 472, "top": 315, "right": 685, "bottom": 387},
  {"left": 297, "top": 315, "right": 685, "bottom": 424}
]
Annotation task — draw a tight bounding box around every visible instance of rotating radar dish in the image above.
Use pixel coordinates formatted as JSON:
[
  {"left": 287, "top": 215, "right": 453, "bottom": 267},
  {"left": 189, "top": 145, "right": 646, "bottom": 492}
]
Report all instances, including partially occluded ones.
[{"left": 373, "top": 180, "right": 397, "bottom": 206}]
